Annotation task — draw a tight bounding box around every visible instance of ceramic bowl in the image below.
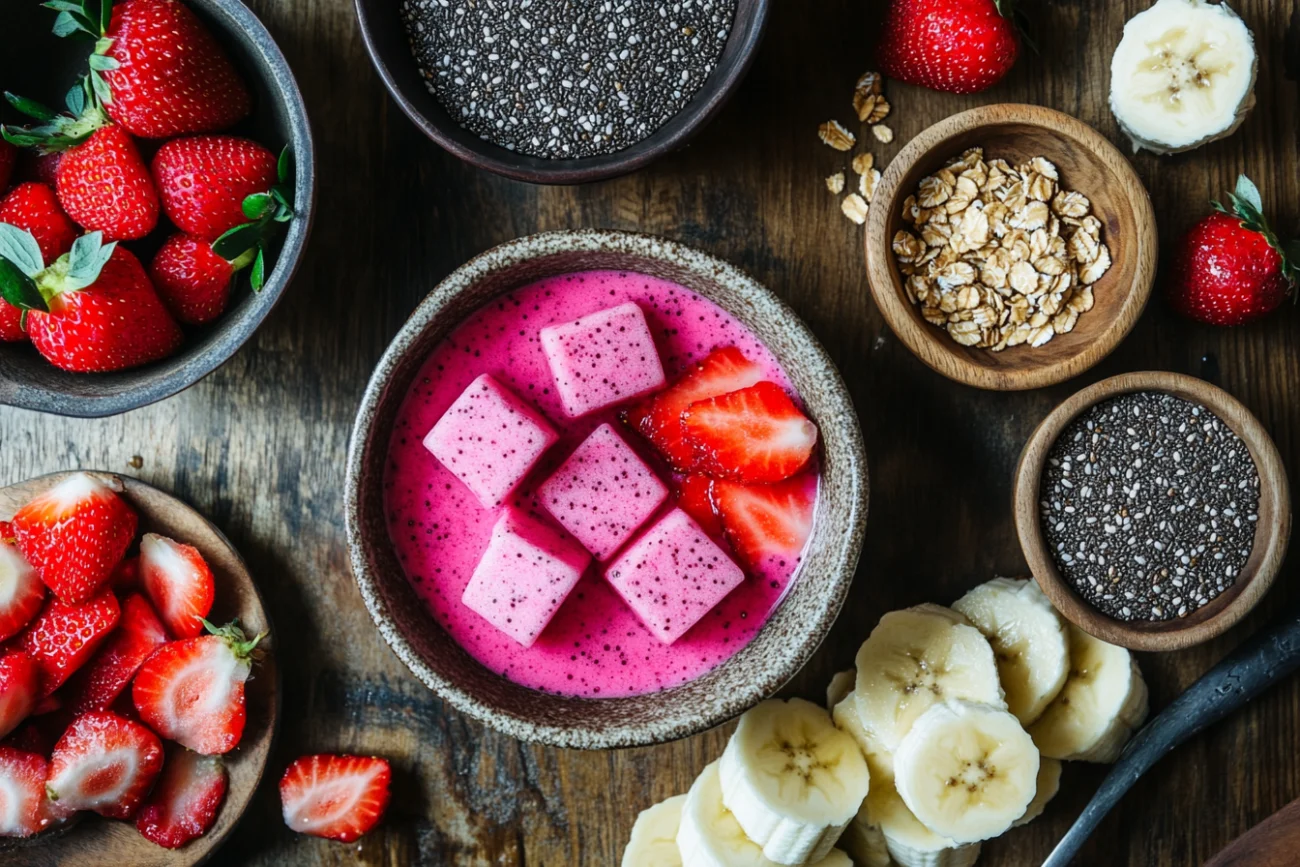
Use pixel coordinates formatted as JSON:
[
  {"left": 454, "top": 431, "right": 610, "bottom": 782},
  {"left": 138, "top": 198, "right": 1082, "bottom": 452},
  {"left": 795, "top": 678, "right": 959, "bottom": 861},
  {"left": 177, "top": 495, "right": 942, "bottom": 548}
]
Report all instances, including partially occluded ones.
[
  {"left": 1014, "top": 371, "right": 1291, "bottom": 651},
  {"left": 0, "top": 0, "right": 315, "bottom": 418},
  {"left": 345, "top": 230, "right": 868, "bottom": 748},
  {"left": 865, "top": 104, "right": 1158, "bottom": 391},
  {"left": 354, "top": 0, "right": 770, "bottom": 184}
]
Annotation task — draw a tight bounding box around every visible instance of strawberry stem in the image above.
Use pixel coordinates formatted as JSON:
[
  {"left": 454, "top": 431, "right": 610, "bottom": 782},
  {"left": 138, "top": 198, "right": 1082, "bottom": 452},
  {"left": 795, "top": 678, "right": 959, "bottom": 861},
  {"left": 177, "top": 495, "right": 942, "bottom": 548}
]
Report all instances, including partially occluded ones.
[
  {"left": 1213, "top": 174, "right": 1300, "bottom": 289},
  {"left": 199, "top": 618, "right": 268, "bottom": 661},
  {"left": 1, "top": 79, "right": 109, "bottom": 153},
  {"left": 210, "top": 146, "right": 297, "bottom": 293}
]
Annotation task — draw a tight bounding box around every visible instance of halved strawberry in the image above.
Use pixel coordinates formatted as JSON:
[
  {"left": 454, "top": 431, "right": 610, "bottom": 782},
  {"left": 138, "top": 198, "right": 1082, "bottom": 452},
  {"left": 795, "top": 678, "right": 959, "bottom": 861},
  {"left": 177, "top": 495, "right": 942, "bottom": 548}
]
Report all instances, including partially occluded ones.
[
  {"left": 136, "top": 746, "right": 227, "bottom": 849},
  {"left": 675, "top": 475, "right": 724, "bottom": 539},
  {"left": 12, "top": 473, "right": 138, "bottom": 604},
  {"left": 623, "top": 346, "right": 764, "bottom": 471},
  {"left": 0, "top": 747, "right": 69, "bottom": 837},
  {"left": 680, "top": 382, "right": 818, "bottom": 483},
  {"left": 46, "top": 711, "right": 163, "bottom": 819},
  {"left": 19, "top": 590, "right": 121, "bottom": 698},
  {"left": 0, "top": 650, "right": 39, "bottom": 740},
  {"left": 133, "top": 621, "right": 264, "bottom": 755},
  {"left": 1, "top": 719, "right": 56, "bottom": 756},
  {"left": 64, "top": 594, "right": 169, "bottom": 716},
  {"left": 0, "top": 534, "right": 45, "bottom": 643},
  {"left": 710, "top": 473, "right": 818, "bottom": 574},
  {"left": 140, "top": 534, "right": 214, "bottom": 639},
  {"left": 280, "top": 754, "right": 391, "bottom": 842}
]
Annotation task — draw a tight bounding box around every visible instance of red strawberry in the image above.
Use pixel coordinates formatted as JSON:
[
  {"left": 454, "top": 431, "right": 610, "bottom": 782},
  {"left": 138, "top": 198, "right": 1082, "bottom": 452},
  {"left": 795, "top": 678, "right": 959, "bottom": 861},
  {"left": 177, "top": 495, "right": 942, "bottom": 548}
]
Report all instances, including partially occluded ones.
[
  {"left": 133, "top": 621, "right": 264, "bottom": 755},
  {"left": 711, "top": 474, "right": 818, "bottom": 574},
  {"left": 280, "top": 754, "right": 391, "bottom": 842},
  {"left": 15, "top": 151, "right": 62, "bottom": 189},
  {"left": 1167, "top": 176, "right": 1299, "bottom": 326},
  {"left": 0, "top": 295, "right": 23, "bottom": 343},
  {"left": 19, "top": 591, "right": 121, "bottom": 698},
  {"left": 153, "top": 136, "right": 278, "bottom": 241},
  {"left": 0, "top": 142, "right": 14, "bottom": 193},
  {"left": 0, "top": 650, "right": 39, "bottom": 741},
  {"left": 675, "top": 475, "right": 724, "bottom": 539},
  {"left": 111, "top": 555, "right": 141, "bottom": 592},
  {"left": 150, "top": 233, "right": 237, "bottom": 324},
  {"left": 0, "top": 535, "right": 44, "bottom": 643},
  {"left": 136, "top": 746, "right": 227, "bottom": 848},
  {"left": 64, "top": 594, "right": 169, "bottom": 716},
  {"left": 46, "top": 711, "right": 163, "bottom": 819},
  {"left": 680, "top": 382, "right": 818, "bottom": 483},
  {"left": 0, "top": 747, "right": 69, "bottom": 837},
  {"left": 56, "top": 125, "right": 159, "bottom": 241},
  {"left": 140, "top": 534, "right": 215, "bottom": 639},
  {"left": 624, "top": 346, "right": 765, "bottom": 471},
  {"left": 11, "top": 472, "right": 138, "bottom": 604},
  {"left": 876, "top": 0, "right": 1021, "bottom": 95},
  {"left": 0, "top": 183, "right": 78, "bottom": 263},
  {"left": 1, "top": 720, "right": 56, "bottom": 756}
]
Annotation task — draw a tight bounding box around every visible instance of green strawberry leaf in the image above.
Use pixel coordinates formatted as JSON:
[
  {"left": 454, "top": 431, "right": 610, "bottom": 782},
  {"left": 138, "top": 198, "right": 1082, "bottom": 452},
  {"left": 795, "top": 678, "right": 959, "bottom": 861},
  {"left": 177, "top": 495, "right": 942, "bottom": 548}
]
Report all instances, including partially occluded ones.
[
  {"left": 277, "top": 145, "right": 293, "bottom": 185},
  {"left": 212, "top": 223, "right": 264, "bottom": 260},
  {"left": 0, "top": 259, "right": 47, "bottom": 314},
  {"left": 87, "top": 54, "right": 119, "bottom": 72},
  {"left": 89, "top": 69, "right": 112, "bottom": 105},
  {"left": 250, "top": 247, "right": 266, "bottom": 292},
  {"left": 1235, "top": 175, "right": 1263, "bottom": 214},
  {"left": 43, "top": 1, "right": 86, "bottom": 12},
  {"left": 242, "top": 193, "right": 273, "bottom": 221},
  {"left": 65, "top": 83, "right": 86, "bottom": 117},
  {"left": 64, "top": 231, "right": 117, "bottom": 292},
  {"left": 5, "top": 92, "right": 57, "bottom": 122},
  {"left": 94, "top": 36, "right": 114, "bottom": 56},
  {"left": 0, "top": 225, "right": 45, "bottom": 278}
]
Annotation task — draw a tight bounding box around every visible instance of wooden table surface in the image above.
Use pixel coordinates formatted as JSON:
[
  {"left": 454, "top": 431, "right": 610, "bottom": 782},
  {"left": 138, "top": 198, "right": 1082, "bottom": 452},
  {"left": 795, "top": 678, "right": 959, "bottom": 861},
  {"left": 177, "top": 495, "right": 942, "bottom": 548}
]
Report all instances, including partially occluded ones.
[{"left": 4, "top": 0, "right": 1299, "bottom": 864}]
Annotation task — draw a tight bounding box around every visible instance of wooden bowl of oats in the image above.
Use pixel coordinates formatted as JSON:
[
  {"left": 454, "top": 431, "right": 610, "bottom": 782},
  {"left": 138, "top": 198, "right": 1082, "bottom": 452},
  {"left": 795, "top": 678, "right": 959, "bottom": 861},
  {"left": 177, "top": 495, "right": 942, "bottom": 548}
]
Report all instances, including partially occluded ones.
[{"left": 864, "top": 104, "right": 1157, "bottom": 391}]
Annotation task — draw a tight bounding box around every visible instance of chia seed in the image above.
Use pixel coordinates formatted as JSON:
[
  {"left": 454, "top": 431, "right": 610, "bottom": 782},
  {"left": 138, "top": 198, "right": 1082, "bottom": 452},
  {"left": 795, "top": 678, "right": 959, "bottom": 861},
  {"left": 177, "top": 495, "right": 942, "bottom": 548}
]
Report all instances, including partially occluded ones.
[
  {"left": 400, "top": 0, "right": 737, "bottom": 159},
  {"left": 1039, "top": 391, "right": 1260, "bottom": 623}
]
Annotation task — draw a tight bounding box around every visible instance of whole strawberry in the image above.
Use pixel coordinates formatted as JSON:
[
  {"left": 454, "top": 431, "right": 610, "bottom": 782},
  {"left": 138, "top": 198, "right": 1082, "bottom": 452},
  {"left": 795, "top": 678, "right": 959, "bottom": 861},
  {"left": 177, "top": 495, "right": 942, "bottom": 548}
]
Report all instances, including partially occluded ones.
[
  {"left": 151, "top": 234, "right": 240, "bottom": 324},
  {"left": 1167, "top": 175, "right": 1299, "bottom": 326},
  {"left": 876, "top": 0, "right": 1021, "bottom": 94},
  {"left": 153, "top": 136, "right": 279, "bottom": 241},
  {"left": 0, "top": 183, "right": 78, "bottom": 263}
]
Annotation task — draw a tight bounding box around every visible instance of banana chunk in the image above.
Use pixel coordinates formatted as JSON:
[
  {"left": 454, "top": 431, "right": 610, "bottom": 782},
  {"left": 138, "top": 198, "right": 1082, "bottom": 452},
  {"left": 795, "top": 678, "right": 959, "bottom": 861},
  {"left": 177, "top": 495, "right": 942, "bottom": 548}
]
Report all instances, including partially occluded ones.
[
  {"left": 718, "top": 698, "right": 871, "bottom": 865},
  {"left": 868, "top": 782, "right": 982, "bottom": 867},
  {"left": 1028, "top": 624, "right": 1149, "bottom": 763},
  {"left": 827, "top": 669, "right": 857, "bottom": 711},
  {"left": 953, "top": 578, "right": 1069, "bottom": 725},
  {"left": 837, "top": 799, "right": 892, "bottom": 867},
  {"left": 1013, "top": 757, "right": 1062, "bottom": 828},
  {"left": 623, "top": 794, "right": 687, "bottom": 867}
]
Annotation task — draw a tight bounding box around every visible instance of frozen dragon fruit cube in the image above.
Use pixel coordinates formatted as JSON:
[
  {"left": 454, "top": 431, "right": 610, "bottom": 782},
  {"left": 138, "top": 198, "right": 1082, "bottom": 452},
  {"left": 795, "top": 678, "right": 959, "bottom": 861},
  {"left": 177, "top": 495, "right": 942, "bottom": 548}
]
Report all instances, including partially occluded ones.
[
  {"left": 539, "top": 302, "right": 666, "bottom": 417},
  {"left": 605, "top": 508, "right": 745, "bottom": 644},
  {"left": 462, "top": 507, "right": 591, "bottom": 647},
  {"left": 539, "top": 423, "right": 669, "bottom": 561},
  {"left": 423, "top": 373, "right": 559, "bottom": 509}
]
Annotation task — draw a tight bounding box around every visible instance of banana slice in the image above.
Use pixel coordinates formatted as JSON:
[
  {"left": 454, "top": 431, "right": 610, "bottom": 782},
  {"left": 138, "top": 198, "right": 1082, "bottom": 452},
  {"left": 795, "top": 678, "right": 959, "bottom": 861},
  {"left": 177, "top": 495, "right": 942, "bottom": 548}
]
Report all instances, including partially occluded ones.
[
  {"left": 624, "top": 794, "right": 687, "bottom": 866},
  {"left": 718, "top": 698, "right": 871, "bottom": 866},
  {"left": 868, "top": 783, "right": 981, "bottom": 867},
  {"left": 1013, "top": 757, "right": 1062, "bottom": 828},
  {"left": 827, "top": 669, "right": 856, "bottom": 711},
  {"left": 854, "top": 605, "right": 1004, "bottom": 766},
  {"left": 1028, "top": 624, "right": 1149, "bottom": 763},
  {"left": 952, "top": 578, "right": 1069, "bottom": 725},
  {"left": 837, "top": 800, "right": 892, "bottom": 867},
  {"left": 1109, "top": 0, "right": 1257, "bottom": 154},
  {"left": 893, "top": 700, "right": 1039, "bottom": 844}
]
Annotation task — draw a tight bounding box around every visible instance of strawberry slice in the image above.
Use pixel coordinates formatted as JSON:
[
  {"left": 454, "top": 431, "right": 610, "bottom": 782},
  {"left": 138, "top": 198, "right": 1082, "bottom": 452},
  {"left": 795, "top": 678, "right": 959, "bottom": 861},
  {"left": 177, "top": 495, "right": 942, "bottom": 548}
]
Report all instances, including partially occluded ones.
[
  {"left": 675, "top": 475, "right": 724, "bottom": 539},
  {"left": 136, "top": 746, "right": 228, "bottom": 849},
  {"left": 46, "top": 711, "right": 163, "bottom": 819},
  {"left": 64, "top": 594, "right": 169, "bottom": 716},
  {"left": 623, "top": 346, "right": 764, "bottom": 471},
  {"left": 133, "top": 621, "right": 265, "bottom": 755},
  {"left": 710, "top": 474, "right": 818, "bottom": 574},
  {"left": 0, "top": 533, "right": 45, "bottom": 643},
  {"left": 12, "top": 473, "right": 138, "bottom": 604},
  {"left": 681, "top": 382, "right": 818, "bottom": 483},
  {"left": 0, "top": 746, "right": 70, "bottom": 837},
  {"left": 140, "top": 534, "right": 215, "bottom": 639},
  {"left": 19, "top": 590, "right": 121, "bottom": 698},
  {"left": 280, "top": 754, "right": 391, "bottom": 842},
  {"left": 0, "top": 650, "right": 38, "bottom": 741}
]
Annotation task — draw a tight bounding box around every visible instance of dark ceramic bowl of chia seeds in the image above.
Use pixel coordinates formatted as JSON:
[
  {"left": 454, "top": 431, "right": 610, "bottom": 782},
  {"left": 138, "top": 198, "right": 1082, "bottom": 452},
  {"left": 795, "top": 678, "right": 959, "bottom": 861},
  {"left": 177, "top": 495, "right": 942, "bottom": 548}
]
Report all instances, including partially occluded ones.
[
  {"left": 1014, "top": 371, "right": 1291, "bottom": 652},
  {"left": 355, "top": 0, "right": 769, "bottom": 184}
]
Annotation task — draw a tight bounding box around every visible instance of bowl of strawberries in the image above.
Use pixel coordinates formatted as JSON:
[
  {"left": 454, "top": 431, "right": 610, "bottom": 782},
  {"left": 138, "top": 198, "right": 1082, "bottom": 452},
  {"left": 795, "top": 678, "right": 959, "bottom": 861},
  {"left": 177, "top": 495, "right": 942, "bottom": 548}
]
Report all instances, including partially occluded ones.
[{"left": 0, "top": 0, "right": 314, "bottom": 417}]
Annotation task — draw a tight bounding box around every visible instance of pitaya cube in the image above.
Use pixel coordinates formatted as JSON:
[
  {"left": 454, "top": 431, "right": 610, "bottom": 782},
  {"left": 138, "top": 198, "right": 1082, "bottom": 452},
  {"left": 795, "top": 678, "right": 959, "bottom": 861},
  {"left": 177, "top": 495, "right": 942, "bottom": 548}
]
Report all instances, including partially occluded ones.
[
  {"left": 605, "top": 508, "right": 745, "bottom": 645},
  {"left": 423, "top": 373, "right": 559, "bottom": 509},
  {"left": 539, "top": 423, "right": 669, "bottom": 561},
  {"left": 462, "top": 508, "right": 591, "bottom": 647},
  {"left": 539, "top": 302, "right": 666, "bottom": 417}
]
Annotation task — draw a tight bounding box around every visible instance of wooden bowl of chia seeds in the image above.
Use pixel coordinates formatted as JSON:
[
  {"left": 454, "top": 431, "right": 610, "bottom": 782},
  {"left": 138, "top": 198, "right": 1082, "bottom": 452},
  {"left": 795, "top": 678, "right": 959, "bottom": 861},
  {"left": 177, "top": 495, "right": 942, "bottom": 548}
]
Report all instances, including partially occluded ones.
[{"left": 1013, "top": 371, "right": 1290, "bottom": 652}]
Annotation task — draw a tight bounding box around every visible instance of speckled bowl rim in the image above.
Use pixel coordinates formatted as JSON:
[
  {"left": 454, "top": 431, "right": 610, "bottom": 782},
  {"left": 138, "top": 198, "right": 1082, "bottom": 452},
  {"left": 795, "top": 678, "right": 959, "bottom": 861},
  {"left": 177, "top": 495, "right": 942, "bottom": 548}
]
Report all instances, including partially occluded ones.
[{"left": 344, "top": 229, "right": 868, "bottom": 748}]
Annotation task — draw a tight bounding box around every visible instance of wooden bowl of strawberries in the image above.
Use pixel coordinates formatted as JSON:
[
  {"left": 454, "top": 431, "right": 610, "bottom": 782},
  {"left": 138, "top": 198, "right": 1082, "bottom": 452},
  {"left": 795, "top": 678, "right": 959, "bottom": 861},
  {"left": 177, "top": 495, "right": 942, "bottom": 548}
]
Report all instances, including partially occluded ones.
[{"left": 0, "top": 0, "right": 315, "bottom": 417}]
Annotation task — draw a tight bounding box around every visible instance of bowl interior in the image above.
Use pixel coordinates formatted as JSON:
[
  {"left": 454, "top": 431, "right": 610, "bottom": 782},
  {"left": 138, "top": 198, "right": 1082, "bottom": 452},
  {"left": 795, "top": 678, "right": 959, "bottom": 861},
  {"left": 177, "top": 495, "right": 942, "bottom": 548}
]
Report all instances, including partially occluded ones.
[
  {"left": 0, "top": 0, "right": 314, "bottom": 417},
  {"left": 348, "top": 232, "right": 868, "bottom": 748}
]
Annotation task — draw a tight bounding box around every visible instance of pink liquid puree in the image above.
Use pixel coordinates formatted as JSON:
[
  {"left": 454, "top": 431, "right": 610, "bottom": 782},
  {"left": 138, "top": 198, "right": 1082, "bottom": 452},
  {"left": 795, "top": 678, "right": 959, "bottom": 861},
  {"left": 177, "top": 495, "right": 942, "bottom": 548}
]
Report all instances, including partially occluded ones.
[{"left": 382, "top": 270, "right": 817, "bottom": 697}]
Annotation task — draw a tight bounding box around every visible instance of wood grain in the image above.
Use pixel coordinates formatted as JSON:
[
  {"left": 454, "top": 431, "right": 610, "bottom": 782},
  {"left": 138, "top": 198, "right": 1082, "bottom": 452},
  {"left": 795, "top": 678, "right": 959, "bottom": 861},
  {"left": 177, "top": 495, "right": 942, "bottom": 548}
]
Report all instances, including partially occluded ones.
[{"left": 2, "top": 0, "right": 1299, "bottom": 864}]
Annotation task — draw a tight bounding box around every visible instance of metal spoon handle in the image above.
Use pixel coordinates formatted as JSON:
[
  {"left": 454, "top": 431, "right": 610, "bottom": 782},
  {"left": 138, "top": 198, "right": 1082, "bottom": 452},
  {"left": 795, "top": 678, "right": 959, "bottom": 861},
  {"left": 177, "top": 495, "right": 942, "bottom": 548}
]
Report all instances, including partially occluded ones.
[{"left": 1042, "top": 608, "right": 1300, "bottom": 867}]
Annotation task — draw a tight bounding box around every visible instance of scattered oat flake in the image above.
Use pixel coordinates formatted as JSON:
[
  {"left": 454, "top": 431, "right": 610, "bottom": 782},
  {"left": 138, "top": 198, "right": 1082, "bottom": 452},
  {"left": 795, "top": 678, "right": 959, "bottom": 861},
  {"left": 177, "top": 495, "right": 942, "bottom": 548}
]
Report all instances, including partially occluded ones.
[
  {"left": 872, "top": 124, "right": 894, "bottom": 144},
  {"left": 841, "top": 193, "right": 869, "bottom": 225},
  {"left": 851, "top": 153, "right": 874, "bottom": 175},
  {"left": 819, "top": 120, "right": 855, "bottom": 151},
  {"left": 860, "top": 168, "right": 881, "bottom": 202},
  {"left": 826, "top": 172, "right": 846, "bottom": 194}
]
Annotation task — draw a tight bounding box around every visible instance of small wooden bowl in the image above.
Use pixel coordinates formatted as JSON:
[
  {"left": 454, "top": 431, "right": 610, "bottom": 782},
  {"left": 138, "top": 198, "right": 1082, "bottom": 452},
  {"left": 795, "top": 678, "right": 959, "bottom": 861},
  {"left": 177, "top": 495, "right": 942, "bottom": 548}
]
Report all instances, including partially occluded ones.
[
  {"left": 0, "top": 472, "right": 278, "bottom": 867},
  {"left": 1013, "top": 372, "right": 1291, "bottom": 651},
  {"left": 865, "top": 104, "right": 1158, "bottom": 391}
]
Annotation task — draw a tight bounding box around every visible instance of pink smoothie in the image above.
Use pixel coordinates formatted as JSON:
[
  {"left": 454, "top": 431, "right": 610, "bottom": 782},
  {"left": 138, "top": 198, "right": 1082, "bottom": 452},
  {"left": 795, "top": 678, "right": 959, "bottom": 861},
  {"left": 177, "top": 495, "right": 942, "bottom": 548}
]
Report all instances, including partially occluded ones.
[{"left": 383, "top": 270, "right": 817, "bottom": 697}]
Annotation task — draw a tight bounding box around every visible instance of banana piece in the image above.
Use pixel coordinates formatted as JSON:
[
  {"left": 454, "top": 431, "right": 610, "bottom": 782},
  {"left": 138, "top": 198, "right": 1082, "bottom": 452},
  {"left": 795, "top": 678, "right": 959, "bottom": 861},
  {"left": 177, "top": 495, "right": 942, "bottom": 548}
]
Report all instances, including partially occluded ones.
[
  {"left": 1028, "top": 623, "right": 1148, "bottom": 763},
  {"left": 1109, "top": 0, "right": 1257, "bottom": 154},
  {"left": 1012, "top": 757, "right": 1062, "bottom": 828},
  {"left": 623, "top": 794, "right": 687, "bottom": 866},
  {"left": 868, "top": 783, "right": 981, "bottom": 867},
  {"left": 952, "top": 578, "right": 1069, "bottom": 726},
  {"left": 827, "top": 669, "right": 856, "bottom": 711},
  {"left": 837, "top": 800, "right": 892, "bottom": 867},
  {"left": 718, "top": 698, "right": 871, "bottom": 865}
]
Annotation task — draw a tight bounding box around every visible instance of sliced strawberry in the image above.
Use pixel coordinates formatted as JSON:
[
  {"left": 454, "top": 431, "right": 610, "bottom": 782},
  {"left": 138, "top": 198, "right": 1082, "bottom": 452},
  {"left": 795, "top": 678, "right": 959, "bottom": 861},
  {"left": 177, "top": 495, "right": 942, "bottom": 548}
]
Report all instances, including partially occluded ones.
[
  {"left": 64, "top": 594, "right": 169, "bottom": 716},
  {"left": 0, "top": 650, "right": 39, "bottom": 741},
  {"left": 46, "top": 711, "right": 163, "bottom": 819},
  {"left": 711, "top": 474, "right": 818, "bottom": 574},
  {"left": 140, "top": 534, "right": 214, "bottom": 639},
  {"left": 280, "top": 754, "right": 391, "bottom": 842},
  {"left": 681, "top": 382, "right": 818, "bottom": 483},
  {"left": 0, "top": 747, "right": 69, "bottom": 837},
  {"left": 110, "top": 555, "right": 141, "bottom": 593},
  {"left": 19, "top": 590, "right": 121, "bottom": 698},
  {"left": 1, "top": 719, "right": 56, "bottom": 756},
  {"left": 675, "top": 475, "right": 724, "bottom": 539},
  {"left": 0, "top": 535, "right": 45, "bottom": 643},
  {"left": 623, "top": 346, "right": 764, "bottom": 471},
  {"left": 133, "top": 621, "right": 264, "bottom": 755},
  {"left": 136, "top": 746, "right": 227, "bottom": 848},
  {"left": 12, "top": 473, "right": 138, "bottom": 605}
]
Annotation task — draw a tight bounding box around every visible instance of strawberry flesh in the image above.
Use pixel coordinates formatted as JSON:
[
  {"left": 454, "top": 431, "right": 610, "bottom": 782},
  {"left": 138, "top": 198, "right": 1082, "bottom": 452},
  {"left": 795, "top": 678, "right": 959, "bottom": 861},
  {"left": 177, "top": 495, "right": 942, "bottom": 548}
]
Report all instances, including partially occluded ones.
[
  {"left": 140, "top": 534, "right": 215, "bottom": 639},
  {"left": 136, "top": 746, "right": 227, "bottom": 848},
  {"left": 19, "top": 590, "right": 122, "bottom": 698},
  {"left": 711, "top": 473, "right": 818, "bottom": 575},
  {"left": 64, "top": 593, "right": 169, "bottom": 716},
  {"left": 0, "top": 650, "right": 39, "bottom": 741},
  {"left": 0, "top": 746, "right": 69, "bottom": 837},
  {"left": 0, "top": 534, "right": 45, "bottom": 643},
  {"left": 680, "top": 382, "right": 818, "bottom": 483},
  {"left": 47, "top": 711, "right": 163, "bottom": 819},
  {"left": 675, "top": 475, "right": 724, "bottom": 539},
  {"left": 280, "top": 754, "right": 391, "bottom": 843},
  {"left": 150, "top": 233, "right": 235, "bottom": 325}
]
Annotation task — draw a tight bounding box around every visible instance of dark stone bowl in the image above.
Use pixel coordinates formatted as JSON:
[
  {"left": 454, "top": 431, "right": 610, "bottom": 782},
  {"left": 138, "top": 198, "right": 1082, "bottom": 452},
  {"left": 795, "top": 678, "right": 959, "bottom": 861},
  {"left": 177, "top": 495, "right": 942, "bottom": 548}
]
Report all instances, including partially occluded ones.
[
  {"left": 354, "top": 0, "right": 770, "bottom": 185},
  {"left": 345, "top": 230, "right": 869, "bottom": 748},
  {"left": 0, "top": 0, "right": 315, "bottom": 418}
]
